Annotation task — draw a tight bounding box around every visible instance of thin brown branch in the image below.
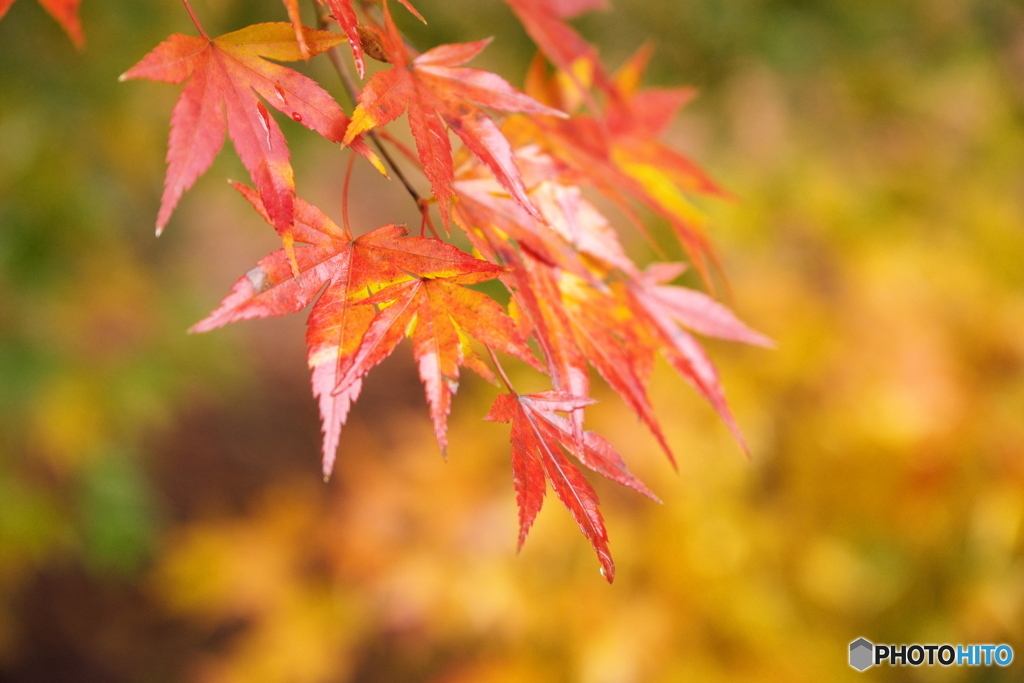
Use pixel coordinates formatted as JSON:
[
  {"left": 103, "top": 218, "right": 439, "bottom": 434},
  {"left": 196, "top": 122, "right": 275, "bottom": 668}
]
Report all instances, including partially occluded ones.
[{"left": 314, "top": 5, "right": 427, "bottom": 214}]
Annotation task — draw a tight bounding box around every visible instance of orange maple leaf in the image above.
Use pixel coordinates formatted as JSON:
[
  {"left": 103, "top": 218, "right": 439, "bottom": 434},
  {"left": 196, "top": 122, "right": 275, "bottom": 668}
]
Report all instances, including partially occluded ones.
[
  {"left": 337, "top": 266, "right": 542, "bottom": 455},
  {"left": 192, "top": 183, "right": 530, "bottom": 477},
  {"left": 515, "top": 46, "right": 729, "bottom": 278},
  {"left": 500, "top": 0, "right": 611, "bottom": 93}
]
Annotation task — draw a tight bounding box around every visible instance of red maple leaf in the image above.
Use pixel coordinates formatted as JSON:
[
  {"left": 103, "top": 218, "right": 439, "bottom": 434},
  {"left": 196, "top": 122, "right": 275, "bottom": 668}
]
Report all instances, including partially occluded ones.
[
  {"left": 452, "top": 157, "right": 668, "bottom": 456},
  {"left": 0, "top": 0, "right": 83, "bottom": 47},
  {"left": 342, "top": 2, "right": 565, "bottom": 228},
  {"left": 485, "top": 390, "right": 659, "bottom": 582},
  {"left": 454, "top": 149, "right": 636, "bottom": 280},
  {"left": 192, "top": 183, "right": 528, "bottom": 477},
  {"left": 622, "top": 263, "right": 773, "bottom": 455},
  {"left": 501, "top": 250, "right": 674, "bottom": 463},
  {"left": 121, "top": 22, "right": 382, "bottom": 243},
  {"left": 500, "top": 0, "right": 610, "bottom": 93}
]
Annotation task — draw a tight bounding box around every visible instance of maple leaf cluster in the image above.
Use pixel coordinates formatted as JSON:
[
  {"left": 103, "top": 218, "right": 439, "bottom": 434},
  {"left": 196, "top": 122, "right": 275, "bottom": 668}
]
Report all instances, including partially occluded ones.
[{"left": 114, "top": 0, "right": 771, "bottom": 582}]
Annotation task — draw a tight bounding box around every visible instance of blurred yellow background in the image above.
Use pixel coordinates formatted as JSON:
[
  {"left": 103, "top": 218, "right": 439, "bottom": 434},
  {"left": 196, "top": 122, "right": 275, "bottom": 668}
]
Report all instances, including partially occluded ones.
[{"left": 2, "top": 0, "right": 1023, "bottom": 680}]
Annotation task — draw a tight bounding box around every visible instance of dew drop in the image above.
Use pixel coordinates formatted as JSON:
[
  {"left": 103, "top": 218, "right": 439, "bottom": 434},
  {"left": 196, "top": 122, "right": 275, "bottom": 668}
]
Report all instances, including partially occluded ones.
[
  {"left": 273, "top": 85, "right": 287, "bottom": 105},
  {"left": 291, "top": 112, "right": 303, "bottom": 123},
  {"left": 246, "top": 266, "right": 271, "bottom": 293}
]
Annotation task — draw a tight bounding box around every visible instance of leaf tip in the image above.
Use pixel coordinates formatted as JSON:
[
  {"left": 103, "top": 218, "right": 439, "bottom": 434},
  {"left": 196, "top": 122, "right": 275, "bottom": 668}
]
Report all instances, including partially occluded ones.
[
  {"left": 398, "top": 0, "right": 427, "bottom": 23},
  {"left": 367, "top": 151, "right": 388, "bottom": 177},
  {"left": 739, "top": 439, "right": 752, "bottom": 461},
  {"left": 751, "top": 331, "right": 777, "bottom": 349}
]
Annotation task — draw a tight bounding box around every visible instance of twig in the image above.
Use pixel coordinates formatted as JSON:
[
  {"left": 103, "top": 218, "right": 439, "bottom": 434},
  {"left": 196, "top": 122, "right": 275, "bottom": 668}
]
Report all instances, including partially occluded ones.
[{"left": 315, "top": 6, "right": 427, "bottom": 214}]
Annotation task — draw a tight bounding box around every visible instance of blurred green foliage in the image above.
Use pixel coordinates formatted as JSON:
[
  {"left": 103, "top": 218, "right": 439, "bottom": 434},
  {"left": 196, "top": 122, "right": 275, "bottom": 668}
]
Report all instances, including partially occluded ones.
[{"left": 2, "top": 0, "right": 1024, "bottom": 681}]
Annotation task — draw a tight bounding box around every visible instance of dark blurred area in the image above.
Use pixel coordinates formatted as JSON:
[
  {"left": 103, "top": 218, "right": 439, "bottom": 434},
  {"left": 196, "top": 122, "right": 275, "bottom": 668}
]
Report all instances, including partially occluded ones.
[{"left": 2, "top": 0, "right": 1024, "bottom": 681}]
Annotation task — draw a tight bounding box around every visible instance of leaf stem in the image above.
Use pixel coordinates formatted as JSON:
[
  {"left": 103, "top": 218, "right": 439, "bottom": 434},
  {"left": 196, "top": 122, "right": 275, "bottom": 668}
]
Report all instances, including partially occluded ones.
[
  {"left": 420, "top": 201, "right": 440, "bottom": 239},
  {"left": 341, "top": 150, "right": 357, "bottom": 239},
  {"left": 368, "top": 129, "right": 425, "bottom": 213},
  {"left": 486, "top": 346, "right": 518, "bottom": 396},
  {"left": 180, "top": 0, "right": 209, "bottom": 39}
]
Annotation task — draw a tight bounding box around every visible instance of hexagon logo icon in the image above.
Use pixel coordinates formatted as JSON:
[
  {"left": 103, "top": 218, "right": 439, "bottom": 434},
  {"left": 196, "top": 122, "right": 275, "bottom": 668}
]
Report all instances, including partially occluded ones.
[{"left": 849, "top": 638, "right": 874, "bottom": 671}]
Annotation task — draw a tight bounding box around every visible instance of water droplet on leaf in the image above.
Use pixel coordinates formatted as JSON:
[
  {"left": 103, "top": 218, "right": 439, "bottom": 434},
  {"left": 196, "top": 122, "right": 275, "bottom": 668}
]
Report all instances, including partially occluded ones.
[{"left": 245, "top": 266, "right": 271, "bottom": 293}]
